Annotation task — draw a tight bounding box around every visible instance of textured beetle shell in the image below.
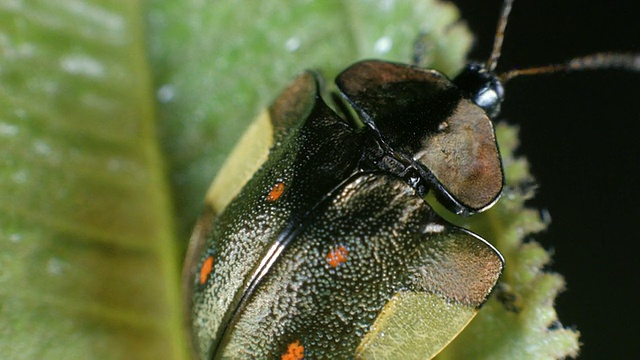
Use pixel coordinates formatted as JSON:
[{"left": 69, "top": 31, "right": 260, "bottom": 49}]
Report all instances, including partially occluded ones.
[
  {"left": 192, "top": 72, "right": 365, "bottom": 356},
  {"left": 189, "top": 66, "right": 504, "bottom": 359}
]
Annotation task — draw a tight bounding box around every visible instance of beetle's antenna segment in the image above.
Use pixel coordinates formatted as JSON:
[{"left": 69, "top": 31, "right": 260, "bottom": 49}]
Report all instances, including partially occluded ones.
[
  {"left": 486, "top": 0, "right": 515, "bottom": 73},
  {"left": 499, "top": 53, "right": 640, "bottom": 83}
]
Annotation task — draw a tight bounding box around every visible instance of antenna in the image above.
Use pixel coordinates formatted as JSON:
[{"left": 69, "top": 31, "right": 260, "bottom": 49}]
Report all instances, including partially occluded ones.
[
  {"left": 455, "top": 0, "right": 639, "bottom": 117},
  {"left": 486, "top": 0, "right": 515, "bottom": 73},
  {"left": 484, "top": 0, "right": 640, "bottom": 82},
  {"left": 499, "top": 53, "right": 640, "bottom": 83}
]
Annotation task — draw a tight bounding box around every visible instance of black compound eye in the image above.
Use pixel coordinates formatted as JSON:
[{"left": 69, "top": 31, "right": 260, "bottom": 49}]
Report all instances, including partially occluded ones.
[
  {"left": 453, "top": 63, "right": 505, "bottom": 118},
  {"left": 474, "top": 79, "right": 505, "bottom": 117}
]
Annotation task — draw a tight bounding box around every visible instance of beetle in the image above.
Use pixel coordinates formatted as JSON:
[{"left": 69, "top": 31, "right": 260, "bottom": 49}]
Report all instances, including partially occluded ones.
[{"left": 183, "top": 0, "right": 639, "bottom": 358}]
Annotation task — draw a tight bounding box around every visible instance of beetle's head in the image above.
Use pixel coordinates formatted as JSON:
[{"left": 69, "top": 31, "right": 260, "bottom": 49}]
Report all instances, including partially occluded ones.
[{"left": 453, "top": 62, "right": 505, "bottom": 119}]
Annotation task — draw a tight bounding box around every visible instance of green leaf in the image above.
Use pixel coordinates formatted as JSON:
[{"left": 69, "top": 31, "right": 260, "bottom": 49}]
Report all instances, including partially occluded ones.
[
  {"left": 0, "top": 1, "right": 184, "bottom": 358},
  {"left": 1, "top": 0, "right": 579, "bottom": 358}
]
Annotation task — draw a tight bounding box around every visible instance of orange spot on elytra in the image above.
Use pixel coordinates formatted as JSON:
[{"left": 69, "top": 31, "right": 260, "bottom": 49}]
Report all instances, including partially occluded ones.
[
  {"left": 199, "top": 255, "right": 214, "bottom": 285},
  {"left": 266, "top": 181, "right": 285, "bottom": 202},
  {"left": 326, "top": 245, "right": 348, "bottom": 268},
  {"left": 281, "top": 340, "right": 304, "bottom": 360}
]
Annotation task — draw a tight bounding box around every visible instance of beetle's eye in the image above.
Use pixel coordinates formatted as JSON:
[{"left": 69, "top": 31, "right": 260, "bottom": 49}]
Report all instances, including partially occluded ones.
[
  {"left": 474, "top": 81, "right": 504, "bottom": 115},
  {"left": 453, "top": 63, "right": 505, "bottom": 118}
]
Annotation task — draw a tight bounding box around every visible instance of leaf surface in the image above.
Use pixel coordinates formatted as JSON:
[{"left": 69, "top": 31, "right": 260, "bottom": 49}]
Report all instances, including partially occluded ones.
[{"left": 1, "top": 1, "right": 184, "bottom": 358}]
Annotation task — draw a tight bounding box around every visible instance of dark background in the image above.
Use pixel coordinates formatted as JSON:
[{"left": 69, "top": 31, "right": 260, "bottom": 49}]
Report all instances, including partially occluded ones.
[{"left": 452, "top": 0, "right": 640, "bottom": 358}]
